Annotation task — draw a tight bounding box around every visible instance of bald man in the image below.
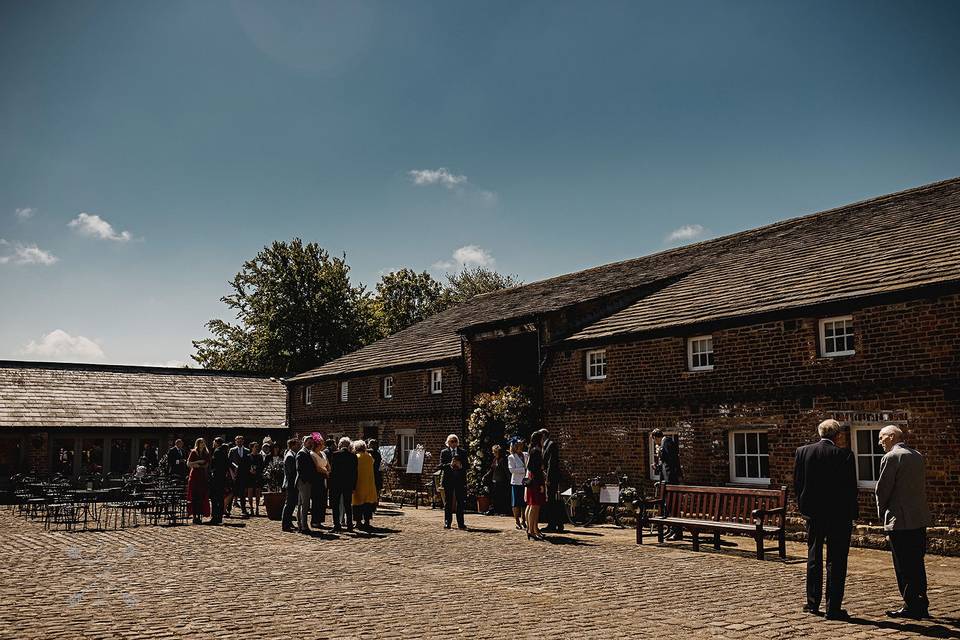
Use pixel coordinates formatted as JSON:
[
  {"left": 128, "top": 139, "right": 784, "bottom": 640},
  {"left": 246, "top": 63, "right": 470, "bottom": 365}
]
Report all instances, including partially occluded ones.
[{"left": 876, "top": 426, "right": 931, "bottom": 619}]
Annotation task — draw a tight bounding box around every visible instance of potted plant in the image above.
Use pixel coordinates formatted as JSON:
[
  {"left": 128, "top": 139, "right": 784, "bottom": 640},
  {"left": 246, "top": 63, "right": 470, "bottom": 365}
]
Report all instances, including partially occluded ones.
[
  {"left": 263, "top": 458, "right": 286, "bottom": 520},
  {"left": 475, "top": 484, "right": 491, "bottom": 514}
]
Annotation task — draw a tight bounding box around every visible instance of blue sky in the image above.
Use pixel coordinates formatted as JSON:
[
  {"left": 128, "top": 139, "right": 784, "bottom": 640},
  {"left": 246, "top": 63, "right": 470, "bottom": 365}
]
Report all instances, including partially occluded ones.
[{"left": 2, "top": 0, "right": 959, "bottom": 366}]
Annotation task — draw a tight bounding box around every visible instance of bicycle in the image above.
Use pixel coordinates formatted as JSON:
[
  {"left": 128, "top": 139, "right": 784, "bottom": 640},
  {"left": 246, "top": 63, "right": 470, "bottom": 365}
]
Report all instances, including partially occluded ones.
[{"left": 563, "top": 473, "right": 630, "bottom": 527}]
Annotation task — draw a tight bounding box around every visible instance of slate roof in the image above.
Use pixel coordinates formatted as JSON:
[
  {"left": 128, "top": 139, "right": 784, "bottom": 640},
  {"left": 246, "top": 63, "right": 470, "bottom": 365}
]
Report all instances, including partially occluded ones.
[
  {"left": 0, "top": 361, "right": 287, "bottom": 430},
  {"left": 290, "top": 176, "right": 960, "bottom": 380}
]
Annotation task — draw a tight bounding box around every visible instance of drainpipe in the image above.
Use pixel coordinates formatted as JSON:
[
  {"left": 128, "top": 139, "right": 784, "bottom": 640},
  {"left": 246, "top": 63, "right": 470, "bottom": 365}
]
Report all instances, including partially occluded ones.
[{"left": 536, "top": 316, "right": 546, "bottom": 429}]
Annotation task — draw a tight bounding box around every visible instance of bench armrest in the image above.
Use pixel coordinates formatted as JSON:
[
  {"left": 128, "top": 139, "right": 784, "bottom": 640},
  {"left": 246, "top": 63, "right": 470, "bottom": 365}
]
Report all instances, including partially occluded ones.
[{"left": 751, "top": 506, "right": 785, "bottom": 526}]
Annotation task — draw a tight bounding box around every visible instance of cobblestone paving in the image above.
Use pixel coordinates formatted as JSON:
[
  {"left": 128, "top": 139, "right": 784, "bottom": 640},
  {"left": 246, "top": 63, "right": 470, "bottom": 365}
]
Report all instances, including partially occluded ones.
[{"left": 2, "top": 507, "right": 959, "bottom": 640}]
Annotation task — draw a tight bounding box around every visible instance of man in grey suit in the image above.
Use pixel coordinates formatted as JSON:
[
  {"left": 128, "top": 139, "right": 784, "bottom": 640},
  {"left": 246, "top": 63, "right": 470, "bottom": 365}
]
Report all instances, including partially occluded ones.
[
  {"left": 228, "top": 435, "right": 250, "bottom": 517},
  {"left": 876, "top": 425, "right": 931, "bottom": 619}
]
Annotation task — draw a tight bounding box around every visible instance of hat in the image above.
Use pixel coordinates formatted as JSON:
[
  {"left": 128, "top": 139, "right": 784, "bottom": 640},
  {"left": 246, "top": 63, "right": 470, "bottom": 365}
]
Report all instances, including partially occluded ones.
[{"left": 262, "top": 436, "right": 274, "bottom": 446}]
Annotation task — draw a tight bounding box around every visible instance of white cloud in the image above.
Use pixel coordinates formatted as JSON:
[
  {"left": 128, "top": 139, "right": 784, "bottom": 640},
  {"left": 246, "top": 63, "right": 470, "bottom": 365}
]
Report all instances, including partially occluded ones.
[
  {"left": 666, "top": 224, "right": 707, "bottom": 244},
  {"left": 20, "top": 329, "right": 105, "bottom": 362},
  {"left": 68, "top": 212, "right": 133, "bottom": 242},
  {"left": 407, "top": 167, "right": 498, "bottom": 206},
  {"left": 408, "top": 168, "right": 468, "bottom": 189},
  {"left": 432, "top": 244, "right": 496, "bottom": 270},
  {"left": 0, "top": 242, "right": 58, "bottom": 266},
  {"left": 15, "top": 207, "right": 35, "bottom": 220}
]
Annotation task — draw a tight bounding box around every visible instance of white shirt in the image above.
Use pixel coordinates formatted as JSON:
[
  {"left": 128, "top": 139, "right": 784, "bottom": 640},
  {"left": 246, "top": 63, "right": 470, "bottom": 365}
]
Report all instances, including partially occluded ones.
[{"left": 507, "top": 452, "right": 529, "bottom": 486}]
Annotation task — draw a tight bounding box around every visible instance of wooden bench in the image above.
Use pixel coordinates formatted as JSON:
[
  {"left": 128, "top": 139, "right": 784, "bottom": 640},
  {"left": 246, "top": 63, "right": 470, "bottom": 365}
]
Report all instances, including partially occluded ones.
[{"left": 635, "top": 483, "right": 787, "bottom": 560}]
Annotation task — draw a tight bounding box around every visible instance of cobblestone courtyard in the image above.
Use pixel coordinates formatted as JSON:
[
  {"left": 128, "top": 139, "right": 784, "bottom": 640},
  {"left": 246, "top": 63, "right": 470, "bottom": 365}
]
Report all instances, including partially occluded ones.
[{"left": 2, "top": 507, "right": 959, "bottom": 640}]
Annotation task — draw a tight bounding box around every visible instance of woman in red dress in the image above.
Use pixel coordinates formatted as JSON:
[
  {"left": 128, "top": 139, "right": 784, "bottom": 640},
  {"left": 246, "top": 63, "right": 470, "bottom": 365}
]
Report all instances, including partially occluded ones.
[
  {"left": 524, "top": 430, "right": 546, "bottom": 540},
  {"left": 186, "top": 438, "right": 211, "bottom": 524}
]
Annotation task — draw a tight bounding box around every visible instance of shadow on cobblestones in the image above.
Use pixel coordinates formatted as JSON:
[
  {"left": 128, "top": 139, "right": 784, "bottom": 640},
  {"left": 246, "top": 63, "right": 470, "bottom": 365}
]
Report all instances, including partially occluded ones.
[{"left": 846, "top": 616, "right": 960, "bottom": 638}]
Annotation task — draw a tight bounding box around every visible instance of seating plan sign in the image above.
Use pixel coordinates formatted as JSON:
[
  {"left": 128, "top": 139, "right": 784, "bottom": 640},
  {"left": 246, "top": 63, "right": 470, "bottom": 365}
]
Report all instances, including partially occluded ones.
[
  {"left": 405, "top": 446, "right": 425, "bottom": 474},
  {"left": 599, "top": 484, "right": 620, "bottom": 504}
]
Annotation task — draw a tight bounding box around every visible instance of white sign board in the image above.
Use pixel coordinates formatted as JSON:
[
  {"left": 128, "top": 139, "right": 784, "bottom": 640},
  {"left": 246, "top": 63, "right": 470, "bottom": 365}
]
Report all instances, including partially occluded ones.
[
  {"left": 405, "top": 447, "right": 425, "bottom": 474},
  {"left": 599, "top": 484, "right": 620, "bottom": 505}
]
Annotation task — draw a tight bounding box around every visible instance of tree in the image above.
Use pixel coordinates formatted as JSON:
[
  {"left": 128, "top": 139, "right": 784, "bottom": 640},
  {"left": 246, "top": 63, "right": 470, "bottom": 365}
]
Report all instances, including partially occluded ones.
[
  {"left": 440, "top": 266, "right": 521, "bottom": 309},
  {"left": 371, "top": 268, "right": 444, "bottom": 336},
  {"left": 192, "top": 239, "right": 378, "bottom": 374}
]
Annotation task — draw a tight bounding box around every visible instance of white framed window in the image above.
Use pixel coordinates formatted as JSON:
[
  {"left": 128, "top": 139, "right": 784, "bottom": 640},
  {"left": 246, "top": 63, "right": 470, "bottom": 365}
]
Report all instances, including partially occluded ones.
[
  {"left": 304, "top": 385, "right": 313, "bottom": 405},
  {"left": 687, "top": 336, "right": 714, "bottom": 371},
  {"left": 383, "top": 376, "right": 394, "bottom": 399},
  {"left": 339, "top": 381, "right": 349, "bottom": 402},
  {"left": 397, "top": 429, "right": 416, "bottom": 466},
  {"left": 648, "top": 432, "right": 678, "bottom": 481},
  {"left": 820, "top": 316, "right": 855, "bottom": 357},
  {"left": 851, "top": 425, "right": 885, "bottom": 488},
  {"left": 729, "top": 430, "right": 770, "bottom": 484},
  {"left": 586, "top": 349, "right": 607, "bottom": 380},
  {"left": 430, "top": 369, "right": 443, "bottom": 394}
]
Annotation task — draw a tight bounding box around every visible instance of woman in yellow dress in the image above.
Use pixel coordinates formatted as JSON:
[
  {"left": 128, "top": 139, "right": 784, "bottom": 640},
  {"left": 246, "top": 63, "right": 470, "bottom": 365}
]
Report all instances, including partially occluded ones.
[{"left": 352, "top": 440, "right": 378, "bottom": 530}]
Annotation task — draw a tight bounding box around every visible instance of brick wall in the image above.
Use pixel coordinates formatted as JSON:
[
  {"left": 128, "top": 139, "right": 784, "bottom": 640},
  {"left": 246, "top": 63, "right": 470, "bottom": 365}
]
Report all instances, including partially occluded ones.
[
  {"left": 542, "top": 293, "right": 960, "bottom": 526},
  {"left": 288, "top": 362, "right": 464, "bottom": 476}
]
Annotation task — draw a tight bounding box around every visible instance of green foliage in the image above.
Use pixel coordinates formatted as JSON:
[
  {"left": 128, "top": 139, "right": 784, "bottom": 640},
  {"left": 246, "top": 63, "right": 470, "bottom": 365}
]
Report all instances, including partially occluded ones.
[
  {"left": 439, "top": 266, "right": 521, "bottom": 310},
  {"left": 192, "top": 238, "right": 378, "bottom": 374},
  {"left": 466, "top": 386, "right": 533, "bottom": 495},
  {"left": 372, "top": 268, "right": 444, "bottom": 336}
]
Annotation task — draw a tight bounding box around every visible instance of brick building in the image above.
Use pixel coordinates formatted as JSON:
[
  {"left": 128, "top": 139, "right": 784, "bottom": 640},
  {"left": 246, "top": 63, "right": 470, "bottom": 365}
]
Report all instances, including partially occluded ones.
[
  {"left": 0, "top": 361, "right": 287, "bottom": 480},
  {"left": 287, "top": 177, "right": 960, "bottom": 526}
]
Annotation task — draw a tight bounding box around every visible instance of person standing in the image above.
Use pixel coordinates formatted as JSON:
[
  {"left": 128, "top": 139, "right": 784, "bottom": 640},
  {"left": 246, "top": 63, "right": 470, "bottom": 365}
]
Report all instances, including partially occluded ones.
[
  {"left": 651, "top": 428, "right": 684, "bottom": 540},
  {"left": 507, "top": 439, "right": 529, "bottom": 530},
  {"left": 247, "top": 441, "right": 264, "bottom": 516},
  {"left": 185, "top": 438, "right": 211, "bottom": 524},
  {"left": 209, "top": 437, "right": 229, "bottom": 525},
  {"left": 328, "top": 437, "right": 358, "bottom": 533},
  {"left": 794, "top": 419, "right": 858, "bottom": 621},
  {"left": 281, "top": 437, "right": 300, "bottom": 532},
  {"left": 484, "top": 445, "right": 510, "bottom": 515},
  {"left": 352, "top": 440, "right": 378, "bottom": 530},
  {"left": 295, "top": 436, "right": 316, "bottom": 534},
  {"left": 439, "top": 434, "right": 468, "bottom": 530},
  {"left": 875, "top": 425, "right": 931, "bottom": 619},
  {"left": 141, "top": 442, "right": 159, "bottom": 471},
  {"left": 540, "top": 429, "right": 564, "bottom": 533},
  {"left": 228, "top": 435, "right": 251, "bottom": 517},
  {"left": 310, "top": 434, "right": 329, "bottom": 529},
  {"left": 167, "top": 438, "right": 188, "bottom": 481},
  {"left": 525, "top": 431, "right": 546, "bottom": 540},
  {"left": 368, "top": 439, "right": 383, "bottom": 499}
]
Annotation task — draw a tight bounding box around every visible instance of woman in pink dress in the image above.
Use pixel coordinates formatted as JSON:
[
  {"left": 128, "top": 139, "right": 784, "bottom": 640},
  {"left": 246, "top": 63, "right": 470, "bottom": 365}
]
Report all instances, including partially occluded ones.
[
  {"left": 186, "top": 438, "right": 211, "bottom": 524},
  {"left": 524, "top": 430, "right": 546, "bottom": 540}
]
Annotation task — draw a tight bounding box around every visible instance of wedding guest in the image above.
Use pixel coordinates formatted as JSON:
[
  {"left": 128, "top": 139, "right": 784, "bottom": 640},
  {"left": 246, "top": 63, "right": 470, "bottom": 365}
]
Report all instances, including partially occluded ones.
[
  {"left": 166, "top": 438, "right": 188, "bottom": 481},
  {"left": 525, "top": 431, "right": 546, "bottom": 540},
  {"left": 507, "top": 439, "right": 529, "bottom": 530},
  {"left": 484, "top": 444, "right": 510, "bottom": 515},
  {"left": 540, "top": 429, "right": 564, "bottom": 533},
  {"left": 228, "top": 435, "right": 251, "bottom": 517},
  {"left": 368, "top": 438, "right": 383, "bottom": 498},
  {"left": 209, "top": 437, "right": 229, "bottom": 525},
  {"left": 439, "top": 434, "right": 468, "bottom": 530},
  {"left": 296, "top": 436, "right": 316, "bottom": 534},
  {"left": 247, "top": 441, "right": 264, "bottom": 516},
  {"left": 281, "top": 437, "right": 300, "bottom": 532},
  {"left": 186, "top": 438, "right": 211, "bottom": 524},
  {"left": 328, "top": 437, "right": 358, "bottom": 532},
  {"left": 310, "top": 433, "right": 330, "bottom": 528},
  {"left": 352, "top": 440, "right": 378, "bottom": 530},
  {"left": 141, "top": 442, "right": 159, "bottom": 470}
]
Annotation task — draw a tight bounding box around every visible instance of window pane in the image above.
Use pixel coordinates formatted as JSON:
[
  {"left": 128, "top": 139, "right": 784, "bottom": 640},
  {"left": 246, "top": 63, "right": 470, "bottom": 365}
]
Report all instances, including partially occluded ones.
[
  {"left": 758, "top": 433, "right": 768, "bottom": 454},
  {"left": 856, "top": 430, "right": 871, "bottom": 453},
  {"left": 872, "top": 456, "right": 882, "bottom": 481},
  {"left": 735, "top": 433, "right": 745, "bottom": 454},
  {"left": 824, "top": 323, "right": 835, "bottom": 337},
  {"left": 81, "top": 439, "right": 104, "bottom": 474},
  {"left": 735, "top": 456, "right": 746, "bottom": 478},
  {"left": 759, "top": 455, "right": 769, "bottom": 478},
  {"left": 747, "top": 456, "right": 759, "bottom": 478},
  {"left": 869, "top": 430, "right": 882, "bottom": 454},
  {"left": 706, "top": 352, "right": 714, "bottom": 366},
  {"left": 746, "top": 433, "right": 758, "bottom": 454},
  {"left": 845, "top": 335, "right": 855, "bottom": 351},
  {"left": 110, "top": 439, "right": 132, "bottom": 475},
  {"left": 857, "top": 456, "right": 872, "bottom": 481},
  {"left": 52, "top": 438, "right": 76, "bottom": 476}
]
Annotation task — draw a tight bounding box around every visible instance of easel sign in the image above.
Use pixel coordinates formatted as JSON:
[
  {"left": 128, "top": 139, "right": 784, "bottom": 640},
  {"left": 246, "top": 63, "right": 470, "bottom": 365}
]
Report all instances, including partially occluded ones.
[
  {"left": 400, "top": 444, "right": 426, "bottom": 508},
  {"left": 405, "top": 446, "right": 425, "bottom": 474},
  {"left": 599, "top": 484, "right": 620, "bottom": 505}
]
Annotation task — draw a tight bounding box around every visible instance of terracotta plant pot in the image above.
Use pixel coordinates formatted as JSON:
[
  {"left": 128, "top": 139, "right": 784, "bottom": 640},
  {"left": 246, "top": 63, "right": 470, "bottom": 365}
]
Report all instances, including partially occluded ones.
[
  {"left": 263, "top": 492, "right": 286, "bottom": 521},
  {"left": 476, "top": 495, "right": 491, "bottom": 513}
]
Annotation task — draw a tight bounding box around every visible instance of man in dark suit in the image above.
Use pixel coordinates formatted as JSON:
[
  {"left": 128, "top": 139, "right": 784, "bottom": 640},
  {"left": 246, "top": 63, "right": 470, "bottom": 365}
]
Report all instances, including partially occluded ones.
[
  {"left": 228, "top": 435, "right": 251, "bottom": 517},
  {"left": 295, "top": 436, "right": 315, "bottom": 534},
  {"left": 166, "top": 438, "right": 188, "bottom": 481},
  {"left": 540, "top": 429, "right": 564, "bottom": 533},
  {"left": 281, "top": 437, "right": 300, "bottom": 532},
  {"left": 209, "top": 437, "right": 229, "bottom": 525},
  {"left": 651, "top": 428, "right": 683, "bottom": 540},
  {"left": 439, "top": 434, "right": 468, "bottom": 530},
  {"left": 794, "top": 419, "right": 858, "bottom": 621},
  {"left": 328, "top": 437, "right": 358, "bottom": 533},
  {"left": 876, "top": 425, "right": 932, "bottom": 619}
]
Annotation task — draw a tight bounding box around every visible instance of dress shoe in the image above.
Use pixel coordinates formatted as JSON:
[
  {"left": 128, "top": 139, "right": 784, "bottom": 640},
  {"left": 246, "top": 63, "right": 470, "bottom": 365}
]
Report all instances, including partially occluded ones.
[
  {"left": 331, "top": 526, "right": 343, "bottom": 533},
  {"left": 282, "top": 526, "right": 295, "bottom": 532},
  {"left": 458, "top": 524, "right": 467, "bottom": 530},
  {"left": 542, "top": 526, "right": 559, "bottom": 533},
  {"left": 802, "top": 605, "right": 823, "bottom": 616},
  {"left": 885, "top": 607, "right": 926, "bottom": 619},
  {"left": 825, "top": 609, "right": 850, "bottom": 621},
  {"left": 300, "top": 528, "right": 312, "bottom": 535},
  {"left": 444, "top": 523, "right": 451, "bottom": 529}
]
